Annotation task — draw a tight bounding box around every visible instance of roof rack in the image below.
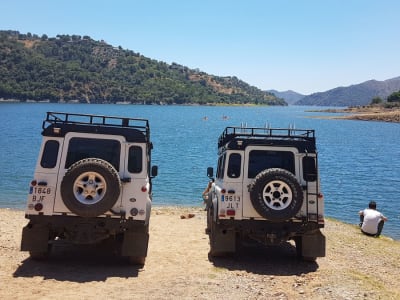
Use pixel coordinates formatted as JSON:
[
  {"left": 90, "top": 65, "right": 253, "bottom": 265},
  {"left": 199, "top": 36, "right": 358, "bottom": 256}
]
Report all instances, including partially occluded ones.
[
  {"left": 218, "top": 126, "right": 315, "bottom": 148},
  {"left": 43, "top": 111, "right": 150, "bottom": 137}
]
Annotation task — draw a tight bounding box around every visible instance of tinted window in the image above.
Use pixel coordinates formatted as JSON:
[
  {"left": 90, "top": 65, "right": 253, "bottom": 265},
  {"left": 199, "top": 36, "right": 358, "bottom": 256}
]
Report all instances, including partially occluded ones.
[
  {"left": 248, "top": 150, "right": 295, "bottom": 178},
  {"left": 216, "top": 154, "right": 226, "bottom": 179},
  {"left": 227, "top": 153, "right": 241, "bottom": 178},
  {"left": 65, "top": 138, "right": 120, "bottom": 170},
  {"left": 302, "top": 156, "right": 317, "bottom": 182},
  {"left": 40, "top": 140, "right": 59, "bottom": 168},
  {"left": 128, "top": 146, "right": 143, "bottom": 173}
]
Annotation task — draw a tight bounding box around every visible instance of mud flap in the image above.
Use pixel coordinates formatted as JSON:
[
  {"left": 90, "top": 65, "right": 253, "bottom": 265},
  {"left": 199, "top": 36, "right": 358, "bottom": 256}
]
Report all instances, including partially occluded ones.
[
  {"left": 211, "top": 228, "right": 236, "bottom": 254},
  {"left": 121, "top": 231, "right": 149, "bottom": 257},
  {"left": 300, "top": 230, "right": 326, "bottom": 258},
  {"left": 21, "top": 224, "right": 49, "bottom": 252}
]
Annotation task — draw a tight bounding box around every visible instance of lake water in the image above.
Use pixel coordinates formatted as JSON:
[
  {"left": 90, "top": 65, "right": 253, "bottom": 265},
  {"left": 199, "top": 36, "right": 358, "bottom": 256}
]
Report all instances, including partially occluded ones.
[{"left": 0, "top": 103, "right": 399, "bottom": 239}]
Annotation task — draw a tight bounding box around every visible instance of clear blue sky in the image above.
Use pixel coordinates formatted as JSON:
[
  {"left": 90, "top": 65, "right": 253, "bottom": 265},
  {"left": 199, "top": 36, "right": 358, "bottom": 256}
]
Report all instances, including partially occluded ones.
[{"left": 1, "top": 0, "right": 399, "bottom": 95}]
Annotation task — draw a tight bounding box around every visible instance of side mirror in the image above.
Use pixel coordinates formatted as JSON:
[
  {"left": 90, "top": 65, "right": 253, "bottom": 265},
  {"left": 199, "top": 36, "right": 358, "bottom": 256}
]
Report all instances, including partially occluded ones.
[
  {"left": 207, "top": 167, "right": 214, "bottom": 178},
  {"left": 151, "top": 165, "right": 158, "bottom": 177}
]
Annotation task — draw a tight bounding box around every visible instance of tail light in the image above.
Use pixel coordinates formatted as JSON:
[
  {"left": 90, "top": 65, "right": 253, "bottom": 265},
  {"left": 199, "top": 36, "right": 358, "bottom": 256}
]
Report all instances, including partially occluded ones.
[
  {"left": 226, "top": 209, "right": 235, "bottom": 216},
  {"left": 34, "top": 203, "right": 43, "bottom": 211}
]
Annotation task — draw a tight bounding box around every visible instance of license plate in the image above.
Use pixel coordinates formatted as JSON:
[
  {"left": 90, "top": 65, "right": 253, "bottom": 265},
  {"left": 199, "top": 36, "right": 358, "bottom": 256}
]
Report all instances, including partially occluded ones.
[
  {"left": 29, "top": 186, "right": 53, "bottom": 202},
  {"left": 222, "top": 195, "right": 241, "bottom": 202}
]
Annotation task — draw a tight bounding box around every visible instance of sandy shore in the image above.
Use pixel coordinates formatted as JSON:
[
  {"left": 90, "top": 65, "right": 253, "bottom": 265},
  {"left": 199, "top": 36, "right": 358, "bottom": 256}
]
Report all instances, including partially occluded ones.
[
  {"left": 310, "top": 106, "right": 400, "bottom": 123},
  {"left": 1, "top": 206, "right": 400, "bottom": 299}
]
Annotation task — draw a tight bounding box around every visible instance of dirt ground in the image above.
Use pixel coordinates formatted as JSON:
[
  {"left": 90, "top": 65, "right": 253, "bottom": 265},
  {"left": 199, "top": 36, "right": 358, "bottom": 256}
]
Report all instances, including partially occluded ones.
[{"left": 1, "top": 207, "right": 400, "bottom": 300}]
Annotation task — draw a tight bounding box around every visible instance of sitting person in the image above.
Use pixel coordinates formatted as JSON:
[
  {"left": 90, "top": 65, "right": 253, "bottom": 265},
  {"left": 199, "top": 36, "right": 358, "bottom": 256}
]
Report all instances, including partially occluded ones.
[
  {"left": 359, "top": 201, "right": 388, "bottom": 237},
  {"left": 202, "top": 180, "right": 214, "bottom": 204}
]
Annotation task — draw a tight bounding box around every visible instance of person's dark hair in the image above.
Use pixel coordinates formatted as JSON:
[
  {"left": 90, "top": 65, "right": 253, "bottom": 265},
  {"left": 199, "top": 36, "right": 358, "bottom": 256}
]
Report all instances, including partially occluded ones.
[{"left": 369, "top": 201, "right": 377, "bottom": 209}]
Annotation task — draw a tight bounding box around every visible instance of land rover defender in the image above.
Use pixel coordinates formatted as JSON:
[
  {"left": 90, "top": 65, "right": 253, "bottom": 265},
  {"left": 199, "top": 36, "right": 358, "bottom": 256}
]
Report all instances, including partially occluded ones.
[
  {"left": 205, "top": 126, "right": 325, "bottom": 260},
  {"left": 21, "top": 112, "right": 157, "bottom": 264}
]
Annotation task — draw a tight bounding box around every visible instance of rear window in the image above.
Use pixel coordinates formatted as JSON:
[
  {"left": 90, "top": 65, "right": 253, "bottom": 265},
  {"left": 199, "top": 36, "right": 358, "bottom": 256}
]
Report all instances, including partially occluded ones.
[
  {"left": 227, "top": 153, "right": 241, "bottom": 178},
  {"left": 216, "top": 154, "right": 226, "bottom": 179},
  {"left": 302, "top": 156, "right": 317, "bottom": 182},
  {"left": 248, "top": 150, "right": 295, "bottom": 178},
  {"left": 40, "top": 140, "right": 59, "bottom": 168},
  {"left": 65, "top": 138, "right": 121, "bottom": 170},
  {"left": 128, "top": 146, "right": 143, "bottom": 173}
]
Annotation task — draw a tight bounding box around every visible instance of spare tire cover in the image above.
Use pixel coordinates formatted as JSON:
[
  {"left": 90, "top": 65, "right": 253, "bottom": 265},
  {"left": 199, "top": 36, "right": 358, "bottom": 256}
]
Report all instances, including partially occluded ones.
[
  {"left": 249, "top": 168, "right": 303, "bottom": 222},
  {"left": 61, "top": 158, "right": 121, "bottom": 218}
]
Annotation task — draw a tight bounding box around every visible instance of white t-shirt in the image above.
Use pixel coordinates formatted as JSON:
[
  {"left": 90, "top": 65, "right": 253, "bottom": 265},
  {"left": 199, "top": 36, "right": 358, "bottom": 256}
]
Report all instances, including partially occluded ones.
[{"left": 361, "top": 208, "right": 384, "bottom": 235}]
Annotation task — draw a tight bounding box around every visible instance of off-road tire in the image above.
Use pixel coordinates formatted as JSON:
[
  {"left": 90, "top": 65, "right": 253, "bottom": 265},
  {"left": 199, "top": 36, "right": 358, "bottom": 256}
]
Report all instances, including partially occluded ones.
[
  {"left": 128, "top": 256, "right": 146, "bottom": 265},
  {"left": 61, "top": 158, "right": 121, "bottom": 218},
  {"left": 249, "top": 168, "right": 303, "bottom": 222},
  {"left": 29, "top": 251, "right": 49, "bottom": 260},
  {"left": 29, "top": 244, "right": 52, "bottom": 260},
  {"left": 209, "top": 217, "right": 227, "bottom": 257}
]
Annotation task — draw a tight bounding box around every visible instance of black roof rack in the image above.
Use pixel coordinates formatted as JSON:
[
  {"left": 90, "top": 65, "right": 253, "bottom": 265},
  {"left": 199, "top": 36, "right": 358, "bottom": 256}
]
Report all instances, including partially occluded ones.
[
  {"left": 42, "top": 112, "right": 150, "bottom": 142},
  {"left": 218, "top": 126, "right": 315, "bottom": 149}
]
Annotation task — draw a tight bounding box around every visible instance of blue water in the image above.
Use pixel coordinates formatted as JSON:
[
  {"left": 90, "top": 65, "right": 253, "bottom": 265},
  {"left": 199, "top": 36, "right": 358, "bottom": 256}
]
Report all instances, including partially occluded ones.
[{"left": 1, "top": 103, "right": 399, "bottom": 239}]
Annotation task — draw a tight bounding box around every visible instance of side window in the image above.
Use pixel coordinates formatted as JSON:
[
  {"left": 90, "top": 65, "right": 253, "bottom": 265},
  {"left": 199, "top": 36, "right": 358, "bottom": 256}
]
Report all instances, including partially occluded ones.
[
  {"left": 40, "top": 140, "right": 59, "bottom": 168},
  {"left": 248, "top": 150, "right": 295, "bottom": 178},
  {"left": 227, "top": 153, "right": 241, "bottom": 178},
  {"left": 216, "top": 154, "right": 226, "bottom": 179},
  {"left": 65, "top": 138, "right": 121, "bottom": 170},
  {"left": 302, "top": 156, "right": 317, "bottom": 182},
  {"left": 128, "top": 146, "right": 143, "bottom": 173}
]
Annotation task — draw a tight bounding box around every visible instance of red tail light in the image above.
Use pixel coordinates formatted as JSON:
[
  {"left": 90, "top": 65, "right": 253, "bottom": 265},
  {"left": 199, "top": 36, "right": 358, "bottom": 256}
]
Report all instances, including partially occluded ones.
[
  {"left": 34, "top": 203, "right": 43, "bottom": 211},
  {"left": 226, "top": 209, "right": 235, "bottom": 216}
]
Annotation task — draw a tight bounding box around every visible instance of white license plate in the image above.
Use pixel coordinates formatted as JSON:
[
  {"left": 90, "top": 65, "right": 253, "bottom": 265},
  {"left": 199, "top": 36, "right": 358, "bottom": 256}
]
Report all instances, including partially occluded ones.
[
  {"left": 222, "top": 195, "right": 241, "bottom": 202},
  {"left": 29, "top": 186, "right": 53, "bottom": 202}
]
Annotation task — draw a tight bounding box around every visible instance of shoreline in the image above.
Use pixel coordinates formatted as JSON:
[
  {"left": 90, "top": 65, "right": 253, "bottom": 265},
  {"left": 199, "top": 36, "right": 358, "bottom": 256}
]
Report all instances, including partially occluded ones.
[
  {"left": 308, "top": 106, "right": 400, "bottom": 123},
  {"left": 5, "top": 206, "right": 398, "bottom": 241}
]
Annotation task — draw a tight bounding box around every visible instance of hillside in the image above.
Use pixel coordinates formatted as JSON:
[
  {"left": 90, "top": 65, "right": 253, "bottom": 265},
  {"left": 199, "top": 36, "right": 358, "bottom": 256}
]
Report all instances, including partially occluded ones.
[
  {"left": 296, "top": 77, "right": 400, "bottom": 106},
  {"left": 0, "top": 30, "right": 286, "bottom": 106},
  {"left": 268, "top": 89, "right": 305, "bottom": 105}
]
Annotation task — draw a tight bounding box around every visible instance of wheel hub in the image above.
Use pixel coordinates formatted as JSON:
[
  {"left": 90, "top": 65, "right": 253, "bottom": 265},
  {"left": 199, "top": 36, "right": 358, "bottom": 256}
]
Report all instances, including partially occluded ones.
[
  {"left": 73, "top": 171, "right": 106, "bottom": 204},
  {"left": 262, "top": 180, "right": 293, "bottom": 210}
]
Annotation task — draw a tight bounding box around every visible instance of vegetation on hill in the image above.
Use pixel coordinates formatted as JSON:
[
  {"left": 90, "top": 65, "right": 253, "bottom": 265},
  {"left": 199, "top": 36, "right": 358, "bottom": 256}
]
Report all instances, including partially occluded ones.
[
  {"left": 310, "top": 92, "right": 400, "bottom": 123},
  {"left": 296, "top": 77, "right": 400, "bottom": 106},
  {"left": 0, "top": 30, "right": 285, "bottom": 105}
]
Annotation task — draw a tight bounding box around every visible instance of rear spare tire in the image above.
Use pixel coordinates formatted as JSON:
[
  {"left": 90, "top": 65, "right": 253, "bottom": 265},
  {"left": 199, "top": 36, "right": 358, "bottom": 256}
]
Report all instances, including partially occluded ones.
[
  {"left": 61, "top": 158, "right": 121, "bottom": 217},
  {"left": 249, "top": 168, "right": 303, "bottom": 222}
]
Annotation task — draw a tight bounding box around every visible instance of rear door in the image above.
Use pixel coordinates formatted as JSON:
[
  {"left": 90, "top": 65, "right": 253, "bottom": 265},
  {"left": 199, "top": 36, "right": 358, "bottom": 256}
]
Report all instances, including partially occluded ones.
[
  {"left": 242, "top": 146, "right": 298, "bottom": 218},
  {"left": 53, "top": 133, "right": 125, "bottom": 214}
]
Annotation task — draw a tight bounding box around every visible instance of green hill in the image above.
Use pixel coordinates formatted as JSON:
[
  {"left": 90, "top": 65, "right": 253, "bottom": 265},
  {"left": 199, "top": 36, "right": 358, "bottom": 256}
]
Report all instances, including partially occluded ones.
[
  {"left": 296, "top": 77, "right": 400, "bottom": 106},
  {"left": 0, "top": 30, "right": 285, "bottom": 106}
]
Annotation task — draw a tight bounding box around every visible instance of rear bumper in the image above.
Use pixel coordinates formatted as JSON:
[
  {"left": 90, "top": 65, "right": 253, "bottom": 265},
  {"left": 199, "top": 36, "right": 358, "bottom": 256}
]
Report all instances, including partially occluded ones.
[
  {"left": 22, "top": 214, "right": 148, "bottom": 246},
  {"left": 218, "top": 218, "right": 323, "bottom": 242}
]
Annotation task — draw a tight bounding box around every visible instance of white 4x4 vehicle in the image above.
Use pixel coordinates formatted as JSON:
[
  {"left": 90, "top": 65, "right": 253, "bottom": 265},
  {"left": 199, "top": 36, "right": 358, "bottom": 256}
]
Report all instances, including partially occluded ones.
[
  {"left": 206, "top": 126, "right": 325, "bottom": 260},
  {"left": 21, "top": 112, "right": 157, "bottom": 264}
]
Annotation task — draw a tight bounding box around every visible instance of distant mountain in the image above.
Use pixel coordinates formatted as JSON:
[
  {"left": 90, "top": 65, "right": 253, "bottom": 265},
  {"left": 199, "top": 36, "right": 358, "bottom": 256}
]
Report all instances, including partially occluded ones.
[
  {"left": 296, "top": 77, "right": 400, "bottom": 106},
  {"left": 0, "top": 30, "right": 286, "bottom": 105},
  {"left": 268, "top": 90, "right": 305, "bottom": 105}
]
